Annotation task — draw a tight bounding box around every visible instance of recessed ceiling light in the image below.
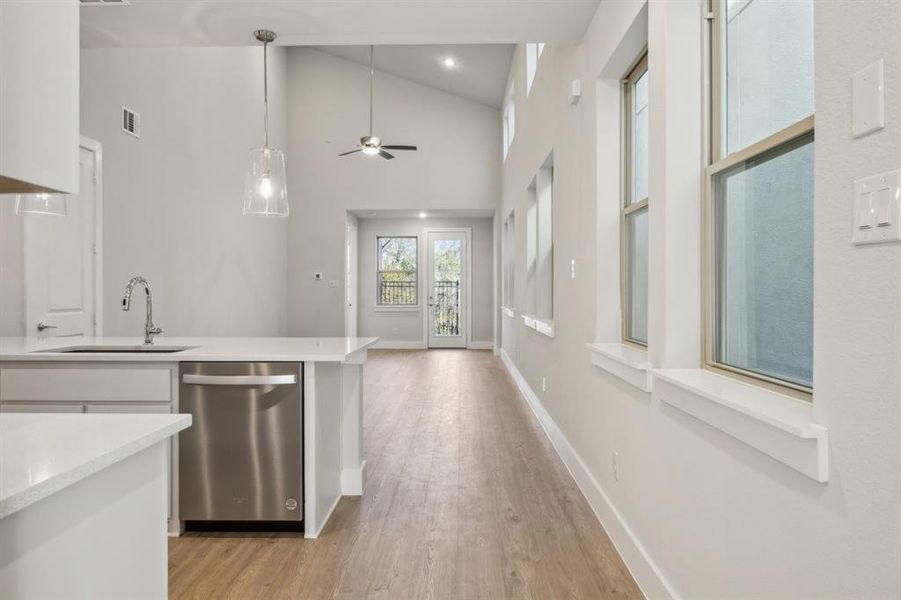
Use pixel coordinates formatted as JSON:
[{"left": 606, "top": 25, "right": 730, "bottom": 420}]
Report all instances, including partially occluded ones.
[
  {"left": 419, "top": 212, "right": 427, "bottom": 219},
  {"left": 442, "top": 57, "right": 456, "bottom": 69}
]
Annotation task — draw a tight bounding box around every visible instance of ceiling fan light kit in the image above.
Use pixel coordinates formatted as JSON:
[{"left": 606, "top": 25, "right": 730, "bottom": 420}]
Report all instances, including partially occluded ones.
[
  {"left": 338, "top": 45, "right": 418, "bottom": 161},
  {"left": 243, "top": 28, "right": 289, "bottom": 218}
]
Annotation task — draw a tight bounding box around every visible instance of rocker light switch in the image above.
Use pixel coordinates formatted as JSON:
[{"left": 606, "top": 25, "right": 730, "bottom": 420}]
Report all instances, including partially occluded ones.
[{"left": 853, "top": 169, "right": 901, "bottom": 245}]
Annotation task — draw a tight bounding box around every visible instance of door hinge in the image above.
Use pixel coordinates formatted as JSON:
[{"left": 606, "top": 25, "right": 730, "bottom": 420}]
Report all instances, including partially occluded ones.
[
  {"left": 92, "top": 244, "right": 97, "bottom": 255},
  {"left": 704, "top": 11, "right": 715, "bottom": 20}
]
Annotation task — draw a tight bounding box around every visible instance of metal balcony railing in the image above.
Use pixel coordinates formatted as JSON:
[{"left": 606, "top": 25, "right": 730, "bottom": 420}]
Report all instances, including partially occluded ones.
[
  {"left": 378, "top": 276, "right": 417, "bottom": 305},
  {"left": 433, "top": 280, "right": 460, "bottom": 336}
]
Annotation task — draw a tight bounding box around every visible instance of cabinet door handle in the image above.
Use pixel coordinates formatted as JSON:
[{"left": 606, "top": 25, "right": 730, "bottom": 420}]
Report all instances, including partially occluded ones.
[{"left": 36, "top": 322, "right": 58, "bottom": 332}]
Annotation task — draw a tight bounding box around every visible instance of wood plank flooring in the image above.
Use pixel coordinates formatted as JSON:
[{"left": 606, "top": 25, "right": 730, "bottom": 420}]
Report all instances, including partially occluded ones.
[{"left": 169, "top": 349, "right": 642, "bottom": 599}]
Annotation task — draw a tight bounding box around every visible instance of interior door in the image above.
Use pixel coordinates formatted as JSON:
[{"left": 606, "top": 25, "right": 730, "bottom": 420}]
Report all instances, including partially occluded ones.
[
  {"left": 25, "top": 144, "right": 97, "bottom": 339},
  {"left": 345, "top": 220, "right": 358, "bottom": 337},
  {"left": 427, "top": 230, "right": 467, "bottom": 348}
]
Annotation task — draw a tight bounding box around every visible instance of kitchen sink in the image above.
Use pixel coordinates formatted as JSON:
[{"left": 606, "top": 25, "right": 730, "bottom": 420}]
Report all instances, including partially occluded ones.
[{"left": 35, "top": 345, "right": 196, "bottom": 354}]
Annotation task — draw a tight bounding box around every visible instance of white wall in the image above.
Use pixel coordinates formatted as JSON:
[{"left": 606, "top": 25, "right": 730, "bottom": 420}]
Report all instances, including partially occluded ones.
[
  {"left": 356, "top": 216, "right": 494, "bottom": 345},
  {"left": 500, "top": 1, "right": 901, "bottom": 598},
  {"left": 285, "top": 48, "right": 501, "bottom": 336},
  {"left": 80, "top": 47, "right": 289, "bottom": 336}
]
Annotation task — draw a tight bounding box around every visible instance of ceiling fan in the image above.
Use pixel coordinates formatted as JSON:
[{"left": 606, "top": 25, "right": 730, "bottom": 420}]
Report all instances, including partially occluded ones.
[{"left": 339, "top": 45, "right": 417, "bottom": 160}]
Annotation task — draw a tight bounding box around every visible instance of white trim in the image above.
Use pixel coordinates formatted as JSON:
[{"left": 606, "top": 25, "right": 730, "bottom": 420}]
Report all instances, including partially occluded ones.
[
  {"left": 305, "top": 492, "right": 340, "bottom": 540},
  {"left": 534, "top": 318, "right": 555, "bottom": 338},
  {"left": 371, "top": 340, "right": 427, "bottom": 350},
  {"left": 502, "top": 306, "right": 516, "bottom": 318},
  {"left": 587, "top": 342, "right": 652, "bottom": 392},
  {"left": 340, "top": 459, "right": 366, "bottom": 496},
  {"left": 467, "top": 341, "right": 494, "bottom": 350},
  {"left": 499, "top": 349, "right": 678, "bottom": 600},
  {"left": 80, "top": 136, "right": 103, "bottom": 336},
  {"left": 424, "top": 227, "right": 472, "bottom": 349},
  {"left": 654, "top": 369, "right": 828, "bottom": 482},
  {"left": 521, "top": 314, "right": 555, "bottom": 339}
]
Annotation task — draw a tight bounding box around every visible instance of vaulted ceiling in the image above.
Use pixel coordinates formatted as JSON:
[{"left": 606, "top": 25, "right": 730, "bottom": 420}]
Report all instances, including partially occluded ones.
[{"left": 79, "top": 0, "right": 600, "bottom": 47}]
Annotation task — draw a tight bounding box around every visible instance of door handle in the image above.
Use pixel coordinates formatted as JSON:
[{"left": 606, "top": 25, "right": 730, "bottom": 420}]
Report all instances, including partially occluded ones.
[
  {"left": 182, "top": 374, "right": 297, "bottom": 386},
  {"left": 36, "top": 322, "right": 58, "bottom": 332}
]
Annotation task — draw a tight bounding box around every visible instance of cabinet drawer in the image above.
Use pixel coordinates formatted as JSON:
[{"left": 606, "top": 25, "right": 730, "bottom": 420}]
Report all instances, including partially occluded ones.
[
  {"left": 1, "top": 403, "right": 84, "bottom": 413},
  {"left": 85, "top": 404, "right": 171, "bottom": 414},
  {"left": 0, "top": 367, "right": 172, "bottom": 403}
]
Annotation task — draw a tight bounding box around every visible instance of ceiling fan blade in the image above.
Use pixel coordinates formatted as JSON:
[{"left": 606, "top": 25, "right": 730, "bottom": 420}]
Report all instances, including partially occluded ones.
[
  {"left": 378, "top": 149, "right": 395, "bottom": 160},
  {"left": 381, "top": 145, "right": 417, "bottom": 151},
  {"left": 338, "top": 148, "right": 362, "bottom": 156}
]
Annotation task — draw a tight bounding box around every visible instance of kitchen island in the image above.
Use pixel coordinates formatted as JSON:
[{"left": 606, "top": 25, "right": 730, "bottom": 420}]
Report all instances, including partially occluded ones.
[
  {"left": 0, "top": 413, "right": 191, "bottom": 599},
  {"left": 0, "top": 336, "right": 378, "bottom": 538}
]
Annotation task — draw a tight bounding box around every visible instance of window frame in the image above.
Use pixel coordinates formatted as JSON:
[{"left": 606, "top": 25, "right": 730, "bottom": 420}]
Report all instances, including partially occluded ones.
[
  {"left": 620, "top": 51, "right": 649, "bottom": 349},
  {"left": 502, "top": 210, "right": 515, "bottom": 310},
  {"left": 502, "top": 81, "right": 515, "bottom": 159},
  {"left": 702, "top": 0, "right": 814, "bottom": 399},
  {"left": 525, "top": 43, "right": 544, "bottom": 95},
  {"left": 376, "top": 235, "right": 419, "bottom": 307}
]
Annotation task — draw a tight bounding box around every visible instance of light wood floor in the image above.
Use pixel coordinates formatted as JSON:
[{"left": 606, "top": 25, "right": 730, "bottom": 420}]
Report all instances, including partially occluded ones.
[{"left": 169, "top": 349, "right": 642, "bottom": 599}]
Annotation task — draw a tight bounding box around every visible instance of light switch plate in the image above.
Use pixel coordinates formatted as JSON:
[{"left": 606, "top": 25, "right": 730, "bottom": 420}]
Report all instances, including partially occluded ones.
[
  {"left": 852, "top": 59, "right": 884, "bottom": 138},
  {"left": 852, "top": 169, "right": 901, "bottom": 245}
]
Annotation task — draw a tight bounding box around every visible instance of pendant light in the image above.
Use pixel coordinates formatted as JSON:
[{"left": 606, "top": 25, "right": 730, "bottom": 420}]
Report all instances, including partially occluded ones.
[
  {"left": 243, "top": 29, "right": 288, "bottom": 218},
  {"left": 15, "top": 193, "right": 67, "bottom": 217}
]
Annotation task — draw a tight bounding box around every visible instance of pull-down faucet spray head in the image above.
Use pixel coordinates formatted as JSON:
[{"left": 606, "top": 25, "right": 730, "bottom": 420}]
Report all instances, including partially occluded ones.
[{"left": 122, "top": 276, "right": 162, "bottom": 344}]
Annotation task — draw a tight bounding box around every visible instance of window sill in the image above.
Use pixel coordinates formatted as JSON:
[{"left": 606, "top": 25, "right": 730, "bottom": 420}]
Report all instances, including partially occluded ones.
[
  {"left": 654, "top": 369, "right": 828, "bottom": 482},
  {"left": 501, "top": 306, "right": 516, "bottom": 319},
  {"left": 522, "top": 315, "right": 554, "bottom": 338},
  {"left": 373, "top": 305, "right": 420, "bottom": 313},
  {"left": 587, "top": 343, "right": 652, "bottom": 392}
]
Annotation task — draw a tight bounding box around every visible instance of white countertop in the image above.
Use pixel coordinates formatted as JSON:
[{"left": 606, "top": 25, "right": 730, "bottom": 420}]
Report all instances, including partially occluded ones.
[
  {"left": 0, "top": 413, "right": 191, "bottom": 519},
  {"left": 0, "top": 336, "right": 379, "bottom": 362}
]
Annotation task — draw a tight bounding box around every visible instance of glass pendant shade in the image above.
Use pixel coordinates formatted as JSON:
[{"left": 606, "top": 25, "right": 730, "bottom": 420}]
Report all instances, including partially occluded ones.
[
  {"left": 243, "top": 147, "right": 288, "bottom": 217},
  {"left": 15, "top": 193, "right": 67, "bottom": 216}
]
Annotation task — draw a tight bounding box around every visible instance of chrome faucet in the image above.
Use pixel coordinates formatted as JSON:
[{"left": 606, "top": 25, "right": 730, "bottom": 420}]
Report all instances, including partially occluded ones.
[{"left": 122, "top": 276, "right": 163, "bottom": 345}]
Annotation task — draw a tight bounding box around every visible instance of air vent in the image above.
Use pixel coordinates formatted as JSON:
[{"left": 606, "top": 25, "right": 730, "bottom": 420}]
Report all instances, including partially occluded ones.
[
  {"left": 80, "top": 0, "right": 130, "bottom": 5},
  {"left": 122, "top": 106, "right": 140, "bottom": 138}
]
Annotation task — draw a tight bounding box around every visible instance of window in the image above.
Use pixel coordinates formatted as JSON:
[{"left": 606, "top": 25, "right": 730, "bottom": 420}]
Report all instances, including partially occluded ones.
[
  {"left": 621, "top": 53, "right": 649, "bottom": 346},
  {"left": 502, "top": 81, "right": 515, "bottom": 159},
  {"left": 706, "top": 0, "right": 814, "bottom": 394},
  {"left": 502, "top": 211, "right": 516, "bottom": 310},
  {"left": 525, "top": 43, "right": 545, "bottom": 94},
  {"left": 377, "top": 236, "right": 418, "bottom": 306},
  {"left": 536, "top": 157, "right": 554, "bottom": 323},
  {"left": 526, "top": 153, "right": 554, "bottom": 325}
]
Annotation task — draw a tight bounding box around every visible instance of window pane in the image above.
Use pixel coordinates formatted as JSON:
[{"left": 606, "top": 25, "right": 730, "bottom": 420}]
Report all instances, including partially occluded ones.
[
  {"left": 725, "top": 0, "right": 813, "bottom": 154},
  {"left": 378, "top": 237, "right": 417, "bottom": 305},
  {"left": 625, "top": 207, "right": 648, "bottom": 344},
  {"left": 631, "top": 69, "right": 649, "bottom": 204},
  {"left": 378, "top": 237, "right": 416, "bottom": 271},
  {"left": 713, "top": 135, "right": 813, "bottom": 387}
]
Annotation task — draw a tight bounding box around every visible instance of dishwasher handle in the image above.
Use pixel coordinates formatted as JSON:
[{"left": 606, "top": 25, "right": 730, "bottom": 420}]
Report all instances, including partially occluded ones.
[{"left": 182, "top": 374, "right": 297, "bottom": 386}]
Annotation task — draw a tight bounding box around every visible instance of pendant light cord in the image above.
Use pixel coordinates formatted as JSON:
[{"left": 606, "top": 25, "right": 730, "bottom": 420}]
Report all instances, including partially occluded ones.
[
  {"left": 263, "top": 38, "right": 270, "bottom": 150},
  {"left": 369, "top": 44, "right": 374, "bottom": 137}
]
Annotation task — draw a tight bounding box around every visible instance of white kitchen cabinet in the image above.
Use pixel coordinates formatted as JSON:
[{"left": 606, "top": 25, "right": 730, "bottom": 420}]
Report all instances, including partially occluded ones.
[
  {"left": 0, "top": 0, "right": 79, "bottom": 193},
  {"left": 0, "top": 363, "right": 180, "bottom": 529},
  {"left": 1, "top": 403, "right": 84, "bottom": 413}
]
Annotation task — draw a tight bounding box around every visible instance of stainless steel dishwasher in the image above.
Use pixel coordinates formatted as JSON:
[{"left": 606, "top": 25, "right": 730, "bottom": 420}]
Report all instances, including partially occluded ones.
[{"left": 179, "top": 362, "right": 302, "bottom": 524}]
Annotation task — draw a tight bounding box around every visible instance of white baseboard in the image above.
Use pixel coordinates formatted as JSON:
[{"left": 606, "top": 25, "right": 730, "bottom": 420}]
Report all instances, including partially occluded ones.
[
  {"left": 305, "top": 493, "right": 341, "bottom": 540},
  {"left": 341, "top": 460, "right": 366, "bottom": 496},
  {"left": 467, "top": 341, "right": 495, "bottom": 350},
  {"left": 371, "top": 340, "right": 427, "bottom": 350},
  {"left": 499, "top": 349, "right": 678, "bottom": 600}
]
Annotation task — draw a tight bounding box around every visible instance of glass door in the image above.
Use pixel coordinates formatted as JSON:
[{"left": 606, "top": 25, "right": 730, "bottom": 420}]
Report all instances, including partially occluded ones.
[{"left": 427, "top": 230, "right": 467, "bottom": 348}]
